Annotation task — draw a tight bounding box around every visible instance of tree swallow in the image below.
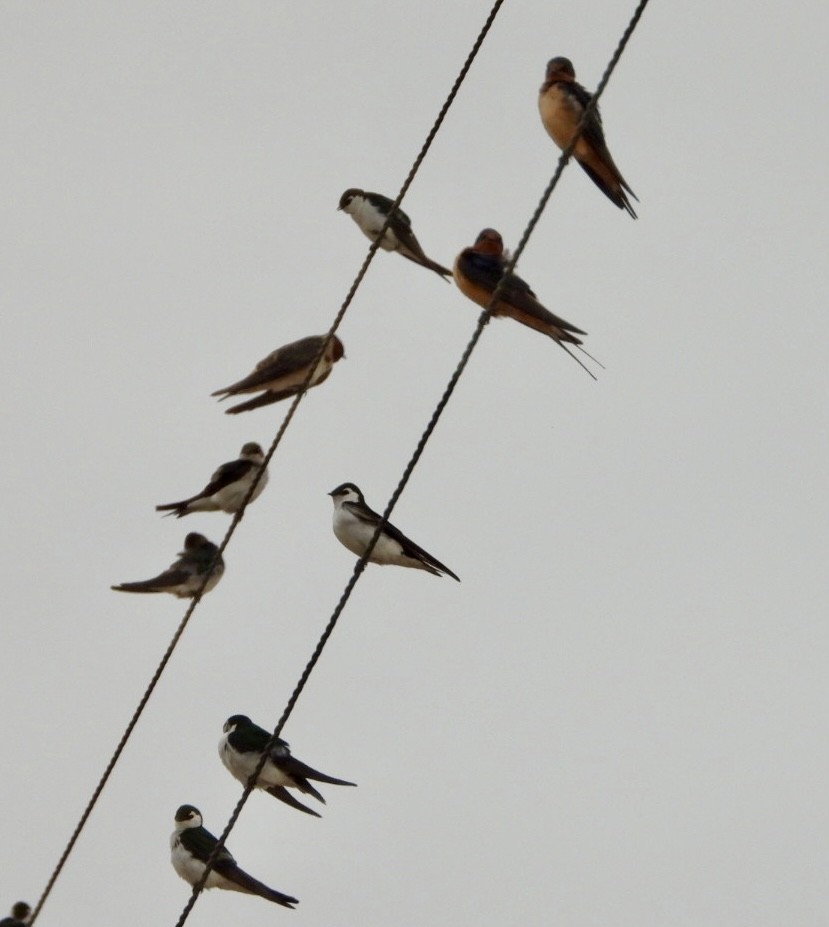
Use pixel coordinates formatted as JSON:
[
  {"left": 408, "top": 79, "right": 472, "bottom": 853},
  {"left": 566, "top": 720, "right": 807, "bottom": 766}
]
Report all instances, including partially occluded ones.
[
  {"left": 454, "top": 228, "right": 597, "bottom": 378},
  {"left": 111, "top": 533, "right": 224, "bottom": 598},
  {"left": 170, "top": 804, "right": 298, "bottom": 908},
  {"left": 219, "top": 714, "right": 356, "bottom": 818},
  {"left": 338, "top": 188, "right": 451, "bottom": 280},
  {"left": 212, "top": 334, "right": 345, "bottom": 415},
  {"left": 0, "top": 903, "right": 31, "bottom": 927},
  {"left": 329, "top": 482, "right": 460, "bottom": 580},
  {"left": 538, "top": 56, "right": 638, "bottom": 218},
  {"left": 156, "top": 443, "right": 268, "bottom": 518}
]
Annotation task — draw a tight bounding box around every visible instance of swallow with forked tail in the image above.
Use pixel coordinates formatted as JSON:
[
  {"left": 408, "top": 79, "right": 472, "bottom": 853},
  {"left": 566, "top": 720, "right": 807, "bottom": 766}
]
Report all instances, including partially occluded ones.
[
  {"left": 156, "top": 443, "right": 268, "bottom": 518},
  {"left": 213, "top": 335, "right": 344, "bottom": 414},
  {"left": 220, "top": 714, "right": 356, "bottom": 817},
  {"left": 538, "top": 56, "right": 637, "bottom": 217},
  {"left": 111, "top": 533, "right": 223, "bottom": 598}
]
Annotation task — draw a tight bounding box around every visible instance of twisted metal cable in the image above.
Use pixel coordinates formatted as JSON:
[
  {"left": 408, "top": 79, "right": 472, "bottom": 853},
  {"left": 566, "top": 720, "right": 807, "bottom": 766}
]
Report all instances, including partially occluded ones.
[
  {"left": 172, "top": 1, "right": 651, "bottom": 922},
  {"left": 26, "top": 4, "right": 507, "bottom": 923}
]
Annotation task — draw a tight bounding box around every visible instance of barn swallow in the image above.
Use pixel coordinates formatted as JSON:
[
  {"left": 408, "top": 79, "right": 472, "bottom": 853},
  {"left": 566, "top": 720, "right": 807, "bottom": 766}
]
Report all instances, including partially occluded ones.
[
  {"left": 0, "top": 903, "right": 31, "bottom": 927},
  {"left": 329, "top": 482, "right": 460, "bottom": 580},
  {"left": 111, "top": 533, "right": 224, "bottom": 598},
  {"left": 212, "top": 335, "right": 345, "bottom": 415},
  {"left": 338, "top": 188, "right": 451, "bottom": 280},
  {"left": 538, "top": 56, "right": 638, "bottom": 217},
  {"left": 453, "top": 228, "right": 598, "bottom": 378},
  {"left": 219, "top": 714, "right": 356, "bottom": 818},
  {"left": 170, "top": 805, "right": 298, "bottom": 908},
  {"left": 156, "top": 443, "right": 268, "bottom": 518}
]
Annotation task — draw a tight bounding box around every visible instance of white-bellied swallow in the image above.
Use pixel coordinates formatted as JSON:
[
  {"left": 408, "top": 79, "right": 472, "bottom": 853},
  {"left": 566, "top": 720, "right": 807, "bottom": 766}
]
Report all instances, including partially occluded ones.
[
  {"left": 219, "top": 714, "right": 356, "bottom": 818},
  {"left": 111, "top": 533, "right": 224, "bottom": 598},
  {"left": 329, "top": 482, "right": 460, "bottom": 580},
  {"left": 0, "top": 903, "right": 31, "bottom": 927},
  {"left": 170, "top": 805, "right": 298, "bottom": 908},
  {"left": 156, "top": 443, "right": 268, "bottom": 518},
  {"left": 453, "top": 228, "right": 597, "bottom": 378},
  {"left": 338, "top": 188, "right": 451, "bottom": 280},
  {"left": 212, "top": 334, "right": 345, "bottom": 415},
  {"left": 538, "top": 56, "right": 638, "bottom": 217}
]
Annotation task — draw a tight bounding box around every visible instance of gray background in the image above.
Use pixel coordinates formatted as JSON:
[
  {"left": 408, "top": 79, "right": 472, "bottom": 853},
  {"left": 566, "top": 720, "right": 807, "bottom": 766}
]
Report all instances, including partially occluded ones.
[{"left": 1, "top": 1, "right": 828, "bottom": 925}]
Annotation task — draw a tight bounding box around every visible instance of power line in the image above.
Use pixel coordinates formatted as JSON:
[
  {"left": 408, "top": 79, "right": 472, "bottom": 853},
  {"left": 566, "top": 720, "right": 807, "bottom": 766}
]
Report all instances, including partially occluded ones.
[
  {"left": 26, "top": 4, "right": 506, "bottom": 923},
  {"left": 172, "top": 0, "right": 652, "bottom": 923}
]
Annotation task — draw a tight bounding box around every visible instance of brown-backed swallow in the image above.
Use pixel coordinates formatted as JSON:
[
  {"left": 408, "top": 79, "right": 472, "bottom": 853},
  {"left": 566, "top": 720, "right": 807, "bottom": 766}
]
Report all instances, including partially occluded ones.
[
  {"left": 453, "top": 228, "right": 597, "bottom": 378},
  {"left": 338, "top": 188, "right": 451, "bottom": 280},
  {"left": 111, "top": 532, "right": 223, "bottom": 598},
  {"left": 538, "top": 56, "right": 637, "bottom": 218},
  {"left": 156, "top": 443, "right": 268, "bottom": 518},
  {"left": 212, "top": 334, "right": 344, "bottom": 414}
]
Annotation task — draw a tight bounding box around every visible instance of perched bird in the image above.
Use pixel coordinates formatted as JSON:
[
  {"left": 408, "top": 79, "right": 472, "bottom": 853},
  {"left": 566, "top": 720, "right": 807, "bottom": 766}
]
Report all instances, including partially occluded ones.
[
  {"left": 453, "top": 228, "right": 597, "bottom": 378},
  {"left": 329, "top": 482, "right": 459, "bottom": 580},
  {"left": 538, "top": 56, "right": 638, "bottom": 218},
  {"left": 156, "top": 443, "right": 268, "bottom": 518},
  {"left": 219, "top": 714, "right": 356, "bottom": 818},
  {"left": 338, "top": 188, "right": 451, "bottom": 280},
  {"left": 0, "top": 902, "right": 31, "bottom": 927},
  {"left": 213, "top": 335, "right": 344, "bottom": 415},
  {"left": 170, "top": 804, "right": 298, "bottom": 908},
  {"left": 111, "top": 533, "right": 224, "bottom": 598}
]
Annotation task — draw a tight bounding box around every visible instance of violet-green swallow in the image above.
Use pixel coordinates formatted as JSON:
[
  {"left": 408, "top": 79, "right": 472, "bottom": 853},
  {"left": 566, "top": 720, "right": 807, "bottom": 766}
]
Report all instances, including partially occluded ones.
[
  {"left": 338, "top": 188, "right": 451, "bottom": 280},
  {"left": 0, "top": 902, "right": 31, "bottom": 927},
  {"left": 111, "top": 532, "right": 223, "bottom": 598},
  {"left": 538, "top": 57, "right": 638, "bottom": 217},
  {"left": 170, "top": 805, "right": 298, "bottom": 908},
  {"left": 212, "top": 334, "right": 344, "bottom": 415},
  {"left": 156, "top": 443, "right": 268, "bottom": 518},
  {"left": 219, "top": 714, "right": 356, "bottom": 818},
  {"left": 329, "top": 482, "right": 459, "bottom": 580},
  {"left": 454, "top": 228, "right": 597, "bottom": 378}
]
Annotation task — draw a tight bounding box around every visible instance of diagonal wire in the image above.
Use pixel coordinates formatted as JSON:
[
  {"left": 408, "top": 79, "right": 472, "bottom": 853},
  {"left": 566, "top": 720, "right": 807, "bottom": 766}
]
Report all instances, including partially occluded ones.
[
  {"left": 172, "top": 0, "right": 651, "bottom": 922},
  {"left": 26, "top": 3, "right": 506, "bottom": 923}
]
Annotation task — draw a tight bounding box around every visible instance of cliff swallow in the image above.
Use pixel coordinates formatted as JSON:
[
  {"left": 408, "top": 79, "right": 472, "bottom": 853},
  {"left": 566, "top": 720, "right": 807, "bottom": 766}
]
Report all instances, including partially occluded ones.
[{"left": 213, "top": 335, "right": 344, "bottom": 414}]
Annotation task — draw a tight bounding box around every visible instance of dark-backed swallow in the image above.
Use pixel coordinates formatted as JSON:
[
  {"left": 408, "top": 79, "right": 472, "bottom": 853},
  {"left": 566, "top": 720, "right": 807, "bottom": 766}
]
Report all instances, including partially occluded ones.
[
  {"left": 219, "top": 714, "right": 356, "bottom": 818},
  {"left": 538, "top": 56, "right": 637, "bottom": 217},
  {"left": 0, "top": 903, "right": 31, "bottom": 927},
  {"left": 170, "top": 805, "right": 298, "bottom": 908},
  {"left": 212, "top": 335, "right": 345, "bottom": 415},
  {"left": 338, "top": 188, "right": 451, "bottom": 280},
  {"left": 111, "top": 533, "right": 223, "bottom": 598},
  {"left": 453, "top": 228, "right": 597, "bottom": 378},
  {"left": 156, "top": 443, "right": 268, "bottom": 518},
  {"left": 329, "top": 482, "right": 460, "bottom": 580}
]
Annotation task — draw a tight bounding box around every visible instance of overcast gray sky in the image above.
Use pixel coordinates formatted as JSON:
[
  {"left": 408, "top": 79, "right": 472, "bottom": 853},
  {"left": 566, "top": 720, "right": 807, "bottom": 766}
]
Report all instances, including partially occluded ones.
[{"left": 2, "top": 1, "right": 828, "bottom": 925}]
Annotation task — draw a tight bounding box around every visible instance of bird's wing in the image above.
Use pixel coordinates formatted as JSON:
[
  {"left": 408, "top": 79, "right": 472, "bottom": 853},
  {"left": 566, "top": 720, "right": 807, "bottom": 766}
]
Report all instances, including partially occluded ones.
[
  {"left": 214, "top": 337, "right": 324, "bottom": 395},
  {"left": 200, "top": 459, "right": 256, "bottom": 496}
]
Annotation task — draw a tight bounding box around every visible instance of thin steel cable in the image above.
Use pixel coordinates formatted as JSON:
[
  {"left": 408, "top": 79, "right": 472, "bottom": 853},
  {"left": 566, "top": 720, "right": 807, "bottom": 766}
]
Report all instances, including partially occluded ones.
[
  {"left": 27, "top": 4, "right": 506, "bottom": 924},
  {"left": 172, "top": 1, "right": 651, "bottom": 922}
]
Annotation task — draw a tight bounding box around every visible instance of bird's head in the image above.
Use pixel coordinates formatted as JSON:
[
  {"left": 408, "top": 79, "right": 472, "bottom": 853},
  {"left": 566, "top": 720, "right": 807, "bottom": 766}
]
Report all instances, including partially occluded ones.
[
  {"left": 223, "top": 714, "right": 252, "bottom": 734},
  {"left": 174, "top": 804, "right": 203, "bottom": 829},
  {"left": 328, "top": 482, "right": 363, "bottom": 507},
  {"left": 338, "top": 188, "right": 363, "bottom": 212},
  {"left": 545, "top": 56, "right": 575, "bottom": 82}
]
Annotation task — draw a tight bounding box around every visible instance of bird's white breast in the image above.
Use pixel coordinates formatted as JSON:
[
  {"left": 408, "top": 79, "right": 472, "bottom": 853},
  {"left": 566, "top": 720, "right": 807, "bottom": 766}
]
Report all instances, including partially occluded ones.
[
  {"left": 333, "top": 508, "right": 407, "bottom": 564},
  {"left": 348, "top": 197, "right": 399, "bottom": 251},
  {"left": 219, "top": 735, "right": 292, "bottom": 788}
]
